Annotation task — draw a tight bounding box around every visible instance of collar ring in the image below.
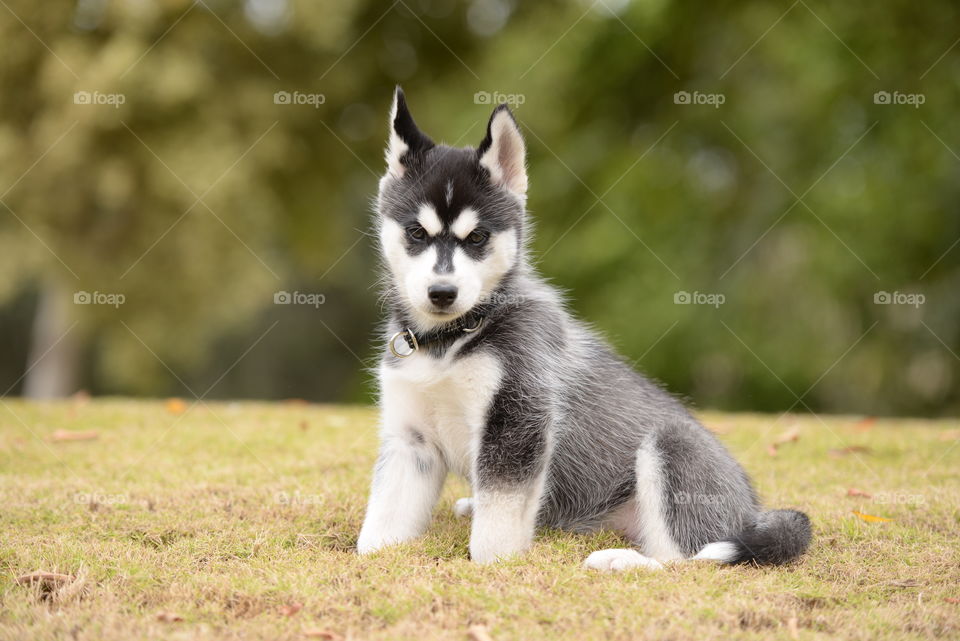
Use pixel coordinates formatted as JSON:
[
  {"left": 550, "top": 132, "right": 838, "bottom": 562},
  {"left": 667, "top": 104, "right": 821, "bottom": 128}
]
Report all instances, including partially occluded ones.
[{"left": 389, "top": 329, "right": 418, "bottom": 358}]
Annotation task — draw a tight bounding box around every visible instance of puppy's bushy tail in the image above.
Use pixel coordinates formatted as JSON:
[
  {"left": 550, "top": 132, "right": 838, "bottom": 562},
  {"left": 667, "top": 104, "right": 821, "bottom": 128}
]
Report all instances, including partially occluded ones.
[{"left": 694, "top": 509, "right": 812, "bottom": 565}]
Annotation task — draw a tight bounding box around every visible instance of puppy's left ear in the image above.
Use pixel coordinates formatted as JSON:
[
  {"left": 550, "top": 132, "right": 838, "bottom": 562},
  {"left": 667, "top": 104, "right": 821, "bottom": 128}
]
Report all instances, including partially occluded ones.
[{"left": 477, "top": 105, "right": 527, "bottom": 197}]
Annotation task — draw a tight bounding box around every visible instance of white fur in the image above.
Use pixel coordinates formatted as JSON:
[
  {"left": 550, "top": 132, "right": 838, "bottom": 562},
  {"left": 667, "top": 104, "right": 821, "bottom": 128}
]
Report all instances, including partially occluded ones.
[
  {"left": 356, "top": 365, "right": 445, "bottom": 554},
  {"left": 450, "top": 208, "right": 479, "bottom": 239},
  {"left": 385, "top": 92, "right": 408, "bottom": 179},
  {"left": 470, "top": 484, "right": 545, "bottom": 564},
  {"left": 479, "top": 110, "right": 527, "bottom": 197},
  {"left": 583, "top": 549, "right": 664, "bottom": 571},
  {"left": 357, "top": 343, "right": 503, "bottom": 555},
  {"left": 633, "top": 441, "right": 685, "bottom": 561},
  {"left": 417, "top": 204, "right": 443, "bottom": 236},
  {"left": 693, "top": 542, "right": 738, "bottom": 562},
  {"left": 380, "top": 217, "right": 518, "bottom": 333},
  {"left": 454, "top": 497, "right": 474, "bottom": 518}
]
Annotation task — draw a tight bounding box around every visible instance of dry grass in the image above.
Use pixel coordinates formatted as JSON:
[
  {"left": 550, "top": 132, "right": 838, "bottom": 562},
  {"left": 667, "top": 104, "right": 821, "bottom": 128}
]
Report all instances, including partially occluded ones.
[{"left": 0, "top": 399, "right": 958, "bottom": 640}]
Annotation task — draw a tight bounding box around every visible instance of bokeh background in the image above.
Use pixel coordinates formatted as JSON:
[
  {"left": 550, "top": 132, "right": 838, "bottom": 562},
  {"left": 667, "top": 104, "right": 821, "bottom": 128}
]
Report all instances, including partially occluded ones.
[{"left": 1, "top": 0, "right": 957, "bottom": 416}]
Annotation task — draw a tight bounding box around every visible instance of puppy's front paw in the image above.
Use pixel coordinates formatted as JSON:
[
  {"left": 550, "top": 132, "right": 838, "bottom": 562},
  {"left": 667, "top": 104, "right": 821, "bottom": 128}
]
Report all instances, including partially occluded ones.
[
  {"left": 583, "top": 549, "right": 664, "bottom": 572},
  {"left": 453, "top": 497, "right": 474, "bottom": 518},
  {"left": 470, "top": 541, "right": 524, "bottom": 564},
  {"left": 355, "top": 533, "right": 381, "bottom": 555}
]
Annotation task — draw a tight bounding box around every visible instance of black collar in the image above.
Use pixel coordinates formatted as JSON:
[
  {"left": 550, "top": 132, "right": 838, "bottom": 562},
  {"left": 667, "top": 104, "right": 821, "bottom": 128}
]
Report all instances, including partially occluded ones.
[{"left": 388, "top": 309, "right": 486, "bottom": 358}]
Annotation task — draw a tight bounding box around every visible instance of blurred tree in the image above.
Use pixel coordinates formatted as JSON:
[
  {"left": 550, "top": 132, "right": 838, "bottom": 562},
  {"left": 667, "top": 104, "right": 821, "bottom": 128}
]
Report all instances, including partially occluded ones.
[{"left": 0, "top": 0, "right": 957, "bottom": 415}]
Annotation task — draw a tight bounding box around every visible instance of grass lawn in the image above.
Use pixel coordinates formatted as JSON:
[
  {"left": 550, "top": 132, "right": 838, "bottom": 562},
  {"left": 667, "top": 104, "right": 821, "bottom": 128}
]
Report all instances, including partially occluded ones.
[{"left": 0, "top": 398, "right": 958, "bottom": 640}]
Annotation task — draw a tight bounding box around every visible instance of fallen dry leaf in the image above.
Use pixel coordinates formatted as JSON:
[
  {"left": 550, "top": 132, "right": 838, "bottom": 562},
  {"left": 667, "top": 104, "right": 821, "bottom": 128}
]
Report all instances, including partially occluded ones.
[
  {"left": 49, "top": 429, "right": 98, "bottom": 442},
  {"left": 829, "top": 445, "right": 872, "bottom": 458},
  {"left": 847, "top": 488, "right": 872, "bottom": 498},
  {"left": 279, "top": 602, "right": 302, "bottom": 617},
  {"left": 303, "top": 629, "right": 343, "bottom": 640},
  {"left": 945, "top": 597, "right": 959, "bottom": 604},
  {"left": 766, "top": 427, "right": 800, "bottom": 456},
  {"left": 852, "top": 510, "right": 892, "bottom": 523},
  {"left": 468, "top": 625, "right": 495, "bottom": 641},
  {"left": 299, "top": 420, "right": 309, "bottom": 431},
  {"left": 775, "top": 427, "right": 801, "bottom": 444},
  {"left": 854, "top": 416, "right": 876, "bottom": 432},
  {"left": 15, "top": 571, "right": 74, "bottom": 588},
  {"left": 938, "top": 429, "right": 960, "bottom": 442},
  {"left": 165, "top": 398, "right": 187, "bottom": 415},
  {"left": 156, "top": 612, "right": 184, "bottom": 623}
]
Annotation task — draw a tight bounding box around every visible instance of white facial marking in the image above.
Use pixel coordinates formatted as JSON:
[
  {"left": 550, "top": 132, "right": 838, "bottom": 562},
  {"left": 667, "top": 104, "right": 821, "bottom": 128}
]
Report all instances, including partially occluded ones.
[
  {"left": 416, "top": 204, "right": 443, "bottom": 236},
  {"left": 450, "top": 208, "right": 479, "bottom": 240},
  {"left": 380, "top": 216, "right": 518, "bottom": 332}
]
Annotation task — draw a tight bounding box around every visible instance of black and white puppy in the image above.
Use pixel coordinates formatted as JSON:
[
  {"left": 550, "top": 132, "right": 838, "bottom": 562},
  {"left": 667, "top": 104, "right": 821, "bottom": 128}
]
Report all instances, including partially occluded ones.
[{"left": 357, "top": 88, "right": 811, "bottom": 569}]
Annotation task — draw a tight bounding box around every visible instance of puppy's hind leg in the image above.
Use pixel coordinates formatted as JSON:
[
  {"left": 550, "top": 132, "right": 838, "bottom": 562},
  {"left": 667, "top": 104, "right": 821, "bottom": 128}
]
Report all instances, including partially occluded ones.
[{"left": 583, "top": 436, "right": 684, "bottom": 572}]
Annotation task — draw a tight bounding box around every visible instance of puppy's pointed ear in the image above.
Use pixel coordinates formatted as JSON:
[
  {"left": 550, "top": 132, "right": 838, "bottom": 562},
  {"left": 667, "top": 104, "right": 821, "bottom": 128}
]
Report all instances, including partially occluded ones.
[
  {"left": 477, "top": 105, "right": 527, "bottom": 197},
  {"left": 385, "top": 86, "right": 433, "bottom": 178}
]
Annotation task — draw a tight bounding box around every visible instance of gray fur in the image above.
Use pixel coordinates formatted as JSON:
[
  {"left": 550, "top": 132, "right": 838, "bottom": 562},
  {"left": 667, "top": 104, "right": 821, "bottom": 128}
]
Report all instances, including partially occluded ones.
[{"left": 365, "top": 88, "right": 811, "bottom": 566}]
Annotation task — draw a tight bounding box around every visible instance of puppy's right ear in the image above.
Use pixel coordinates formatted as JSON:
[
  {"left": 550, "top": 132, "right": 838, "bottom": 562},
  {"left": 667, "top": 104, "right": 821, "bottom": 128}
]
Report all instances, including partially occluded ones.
[{"left": 385, "top": 86, "right": 433, "bottom": 179}]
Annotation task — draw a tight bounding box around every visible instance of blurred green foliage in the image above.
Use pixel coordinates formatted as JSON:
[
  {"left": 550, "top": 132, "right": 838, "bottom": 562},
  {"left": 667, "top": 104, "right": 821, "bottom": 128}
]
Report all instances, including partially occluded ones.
[{"left": 0, "top": 0, "right": 957, "bottom": 415}]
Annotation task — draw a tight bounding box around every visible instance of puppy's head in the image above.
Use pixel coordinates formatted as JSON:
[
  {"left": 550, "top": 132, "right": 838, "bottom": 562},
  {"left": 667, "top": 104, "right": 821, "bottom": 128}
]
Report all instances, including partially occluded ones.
[{"left": 376, "top": 87, "right": 527, "bottom": 331}]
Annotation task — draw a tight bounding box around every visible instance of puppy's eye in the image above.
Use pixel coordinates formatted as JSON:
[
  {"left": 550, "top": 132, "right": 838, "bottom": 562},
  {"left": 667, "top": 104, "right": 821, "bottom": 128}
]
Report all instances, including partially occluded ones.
[
  {"left": 466, "top": 230, "right": 489, "bottom": 246},
  {"left": 406, "top": 225, "right": 427, "bottom": 241}
]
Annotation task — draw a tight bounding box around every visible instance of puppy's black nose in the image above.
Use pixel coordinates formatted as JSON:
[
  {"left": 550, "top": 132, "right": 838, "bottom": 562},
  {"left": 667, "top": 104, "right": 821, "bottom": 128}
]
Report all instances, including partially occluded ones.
[{"left": 428, "top": 283, "right": 458, "bottom": 308}]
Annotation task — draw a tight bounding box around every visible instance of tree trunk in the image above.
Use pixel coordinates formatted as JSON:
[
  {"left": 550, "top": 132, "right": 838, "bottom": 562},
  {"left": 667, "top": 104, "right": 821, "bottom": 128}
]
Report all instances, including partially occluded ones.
[{"left": 22, "top": 282, "right": 81, "bottom": 399}]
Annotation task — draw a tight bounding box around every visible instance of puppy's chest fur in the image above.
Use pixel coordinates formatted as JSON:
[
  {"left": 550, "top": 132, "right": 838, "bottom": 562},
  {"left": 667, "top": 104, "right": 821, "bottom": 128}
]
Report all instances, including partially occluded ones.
[{"left": 380, "top": 343, "right": 503, "bottom": 479}]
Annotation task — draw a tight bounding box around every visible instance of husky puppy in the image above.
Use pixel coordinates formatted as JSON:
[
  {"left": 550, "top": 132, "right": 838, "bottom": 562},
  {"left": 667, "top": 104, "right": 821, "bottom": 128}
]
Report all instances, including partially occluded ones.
[{"left": 357, "top": 88, "right": 811, "bottom": 569}]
